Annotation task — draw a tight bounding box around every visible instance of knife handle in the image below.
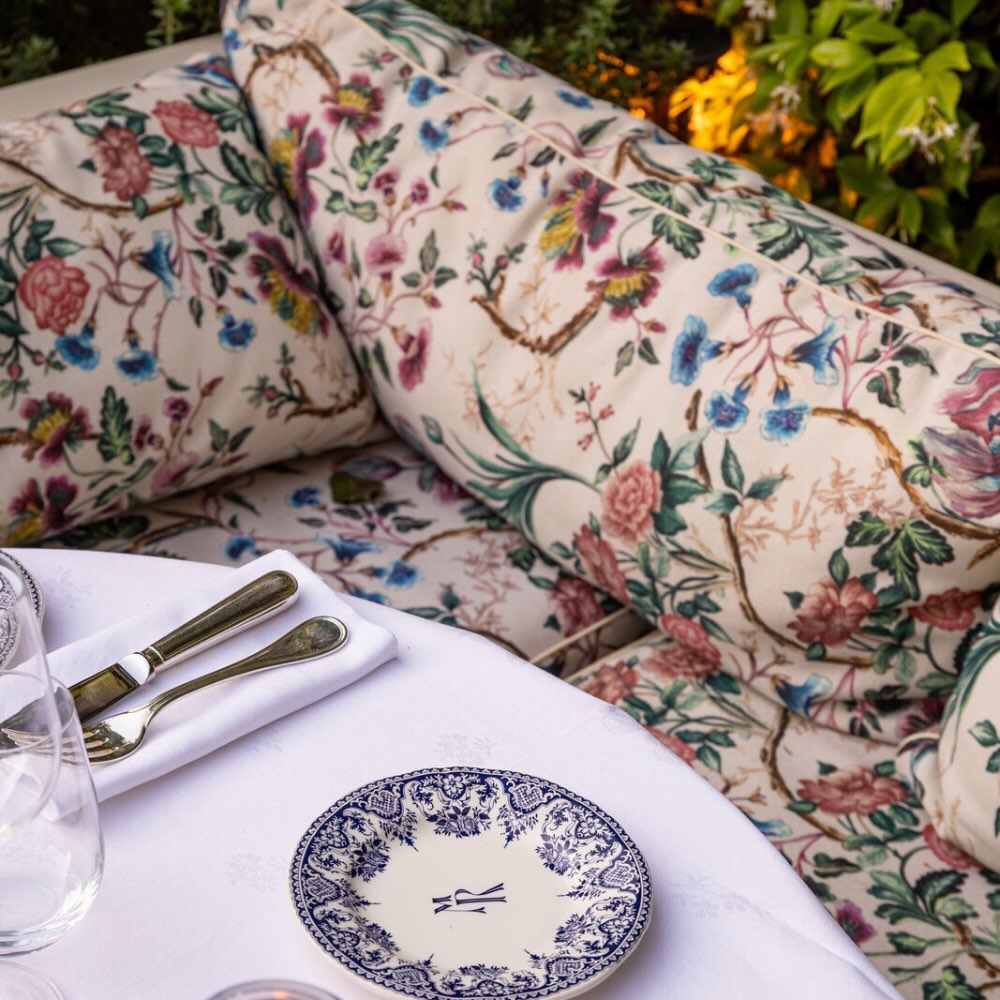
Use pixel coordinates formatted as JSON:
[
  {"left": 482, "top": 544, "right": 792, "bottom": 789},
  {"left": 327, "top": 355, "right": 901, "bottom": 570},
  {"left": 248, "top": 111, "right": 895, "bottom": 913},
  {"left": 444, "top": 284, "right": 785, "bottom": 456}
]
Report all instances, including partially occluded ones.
[{"left": 141, "top": 569, "right": 299, "bottom": 668}]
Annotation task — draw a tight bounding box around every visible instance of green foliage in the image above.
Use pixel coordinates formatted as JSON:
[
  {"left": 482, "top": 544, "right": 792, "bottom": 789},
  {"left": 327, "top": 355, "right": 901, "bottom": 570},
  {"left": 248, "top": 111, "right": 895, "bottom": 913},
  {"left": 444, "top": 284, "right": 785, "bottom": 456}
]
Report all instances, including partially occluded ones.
[
  {"left": 147, "top": 0, "right": 218, "bottom": 47},
  {"left": 0, "top": 0, "right": 218, "bottom": 84},
  {"left": 0, "top": 35, "right": 58, "bottom": 85},
  {"left": 722, "top": 0, "right": 1000, "bottom": 281}
]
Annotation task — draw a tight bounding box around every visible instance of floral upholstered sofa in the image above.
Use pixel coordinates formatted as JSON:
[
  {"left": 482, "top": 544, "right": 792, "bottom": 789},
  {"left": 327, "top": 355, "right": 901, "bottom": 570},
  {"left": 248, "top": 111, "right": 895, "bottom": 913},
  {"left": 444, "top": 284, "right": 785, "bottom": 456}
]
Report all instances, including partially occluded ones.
[{"left": 2, "top": 2, "right": 1000, "bottom": 996}]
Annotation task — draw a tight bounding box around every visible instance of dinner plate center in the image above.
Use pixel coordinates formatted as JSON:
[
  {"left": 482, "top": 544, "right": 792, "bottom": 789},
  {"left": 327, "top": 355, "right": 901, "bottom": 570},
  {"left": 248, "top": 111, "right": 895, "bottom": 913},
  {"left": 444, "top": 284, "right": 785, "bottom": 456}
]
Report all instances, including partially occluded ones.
[{"left": 356, "top": 814, "right": 572, "bottom": 970}]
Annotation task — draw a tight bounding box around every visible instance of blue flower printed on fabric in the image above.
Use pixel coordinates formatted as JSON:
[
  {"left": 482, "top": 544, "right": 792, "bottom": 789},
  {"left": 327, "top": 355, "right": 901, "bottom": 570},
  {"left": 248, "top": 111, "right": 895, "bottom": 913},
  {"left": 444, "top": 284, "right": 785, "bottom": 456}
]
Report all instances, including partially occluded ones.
[
  {"left": 775, "top": 672, "right": 832, "bottom": 716},
  {"left": 670, "top": 314, "right": 723, "bottom": 386},
  {"left": 489, "top": 175, "right": 525, "bottom": 212},
  {"left": 136, "top": 230, "right": 181, "bottom": 302},
  {"left": 325, "top": 536, "right": 381, "bottom": 563},
  {"left": 288, "top": 486, "right": 322, "bottom": 508},
  {"left": 705, "top": 381, "right": 750, "bottom": 434},
  {"left": 788, "top": 315, "right": 843, "bottom": 386},
  {"left": 408, "top": 76, "right": 446, "bottom": 107},
  {"left": 116, "top": 345, "right": 158, "bottom": 382},
  {"left": 218, "top": 313, "right": 256, "bottom": 350},
  {"left": 418, "top": 119, "right": 450, "bottom": 153},
  {"left": 708, "top": 263, "right": 758, "bottom": 308},
  {"left": 373, "top": 560, "right": 419, "bottom": 588},
  {"left": 556, "top": 90, "right": 593, "bottom": 108},
  {"left": 761, "top": 383, "right": 810, "bottom": 444},
  {"left": 55, "top": 322, "right": 100, "bottom": 370},
  {"left": 224, "top": 535, "right": 258, "bottom": 561}
]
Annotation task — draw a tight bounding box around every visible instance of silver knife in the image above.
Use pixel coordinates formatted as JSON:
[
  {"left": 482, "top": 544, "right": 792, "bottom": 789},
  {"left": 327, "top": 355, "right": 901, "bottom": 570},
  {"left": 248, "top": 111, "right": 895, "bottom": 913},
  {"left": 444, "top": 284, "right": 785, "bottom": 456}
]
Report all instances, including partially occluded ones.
[{"left": 69, "top": 569, "right": 299, "bottom": 722}]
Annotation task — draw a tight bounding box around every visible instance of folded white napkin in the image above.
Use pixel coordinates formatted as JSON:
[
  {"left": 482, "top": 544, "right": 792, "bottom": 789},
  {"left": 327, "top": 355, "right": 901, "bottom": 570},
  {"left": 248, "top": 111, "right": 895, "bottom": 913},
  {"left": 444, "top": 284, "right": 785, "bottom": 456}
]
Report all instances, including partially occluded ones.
[{"left": 46, "top": 549, "right": 397, "bottom": 801}]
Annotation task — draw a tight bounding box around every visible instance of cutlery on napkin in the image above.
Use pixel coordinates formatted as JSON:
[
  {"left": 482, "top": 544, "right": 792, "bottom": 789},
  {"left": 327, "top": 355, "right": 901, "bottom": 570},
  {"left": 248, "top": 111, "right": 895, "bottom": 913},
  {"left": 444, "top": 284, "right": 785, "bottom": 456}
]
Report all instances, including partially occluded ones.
[
  {"left": 70, "top": 569, "right": 300, "bottom": 722},
  {"left": 46, "top": 549, "right": 397, "bottom": 801}
]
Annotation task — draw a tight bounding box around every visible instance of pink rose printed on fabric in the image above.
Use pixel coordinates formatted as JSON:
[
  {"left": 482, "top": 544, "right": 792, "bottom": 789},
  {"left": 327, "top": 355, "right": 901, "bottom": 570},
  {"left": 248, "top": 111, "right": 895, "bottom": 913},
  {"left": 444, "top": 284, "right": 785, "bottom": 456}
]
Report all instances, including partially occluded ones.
[
  {"left": 788, "top": 577, "right": 877, "bottom": 647},
  {"left": 574, "top": 523, "right": 629, "bottom": 604},
  {"left": 644, "top": 727, "right": 696, "bottom": 764},
  {"left": 92, "top": 125, "right": 152, "bottom": 202},
  {"left": 659, "top": 614, "right": 722, "bottom": 667},
  {"left": 797, "top": 766, "right": 908, "bottom": 816},
  {"left": 645, "top": 642, "right": 717, "bottom": 682},
  {"left": 911, "top": 588, "right": 982, "bottom": 631},
  {"left": 600, "top": 460, "right": 662, "bottom": 547},
  {"left": 550, "top": 576, "right": 604, "bottom": 637},
  {"left": 153, "top": 100, "right": 219, "bottom": 147},
  {"left": 581, "top": 661, "right": 638, "bottom": 704},
  {"left": 17, "top": 256, "right": 90, "bottom": 334},
  {"left": 922, "top": 824, "right": 980, "bottom": 871}
]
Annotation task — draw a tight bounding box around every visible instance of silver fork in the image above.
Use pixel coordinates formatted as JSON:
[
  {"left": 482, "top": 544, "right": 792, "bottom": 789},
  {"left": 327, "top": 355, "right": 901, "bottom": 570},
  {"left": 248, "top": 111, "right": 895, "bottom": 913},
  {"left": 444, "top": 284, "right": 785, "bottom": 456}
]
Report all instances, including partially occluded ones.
[{"left": 81, "top": 615, "right": 348, "bottom": 763}]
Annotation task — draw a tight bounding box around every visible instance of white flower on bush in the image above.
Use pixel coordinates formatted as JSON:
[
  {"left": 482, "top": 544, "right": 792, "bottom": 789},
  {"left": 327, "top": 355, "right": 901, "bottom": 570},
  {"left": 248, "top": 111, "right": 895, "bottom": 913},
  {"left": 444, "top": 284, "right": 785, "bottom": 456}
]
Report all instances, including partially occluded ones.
[
  {"left": 957, "top": 123, "right": 981, "bottom": 163},
  {"left": 771, "top": 82, "right": 801, "bottom": 112},
  {"left": 743, "top": 0, "right": 776, "bottom": 20},
  {"left": 898, "top": 101, "right": 962, "bottom": 164}
]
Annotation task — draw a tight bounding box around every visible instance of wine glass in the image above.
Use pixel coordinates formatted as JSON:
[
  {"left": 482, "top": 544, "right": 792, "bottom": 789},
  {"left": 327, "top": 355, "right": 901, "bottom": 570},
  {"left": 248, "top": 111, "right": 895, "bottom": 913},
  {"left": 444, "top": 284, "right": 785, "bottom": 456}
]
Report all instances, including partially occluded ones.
[{"left": 0, "top": 565, "right": 104, "bottom": 999}]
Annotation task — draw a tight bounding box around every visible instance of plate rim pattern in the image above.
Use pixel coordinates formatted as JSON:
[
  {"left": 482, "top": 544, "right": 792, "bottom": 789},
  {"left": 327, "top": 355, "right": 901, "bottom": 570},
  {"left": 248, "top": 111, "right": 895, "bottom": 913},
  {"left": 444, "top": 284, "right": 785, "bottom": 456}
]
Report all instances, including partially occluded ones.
[
  {"left": 289, "top": 765, "right": 652, "bottom": 999},
  {"left": 0, "top": 551, "right": 44, "bottom": 668}
]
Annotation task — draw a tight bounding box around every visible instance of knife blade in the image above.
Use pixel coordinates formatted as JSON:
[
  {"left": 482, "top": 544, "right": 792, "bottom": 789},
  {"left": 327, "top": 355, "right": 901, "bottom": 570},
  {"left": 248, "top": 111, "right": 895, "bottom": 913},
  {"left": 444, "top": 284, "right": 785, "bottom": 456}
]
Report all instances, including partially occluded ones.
[{"left": 69, "top": 569, "right": 299, "bottom": 722}]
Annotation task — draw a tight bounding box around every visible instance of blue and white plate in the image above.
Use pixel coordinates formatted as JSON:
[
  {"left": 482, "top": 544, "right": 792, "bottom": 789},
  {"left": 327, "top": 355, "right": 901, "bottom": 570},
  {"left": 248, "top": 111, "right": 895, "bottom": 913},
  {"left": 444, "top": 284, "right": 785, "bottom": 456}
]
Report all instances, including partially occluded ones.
[
  {"left": 0, "top": 552, "right": 44, "bottom": 668},
  {"left": 290, "top": 766, "right": 652, "bottom": 999}
]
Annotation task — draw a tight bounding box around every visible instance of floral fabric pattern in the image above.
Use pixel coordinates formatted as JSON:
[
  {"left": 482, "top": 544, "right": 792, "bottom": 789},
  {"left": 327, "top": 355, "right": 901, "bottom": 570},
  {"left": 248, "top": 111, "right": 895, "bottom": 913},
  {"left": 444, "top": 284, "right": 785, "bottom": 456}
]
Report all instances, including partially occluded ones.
[
  {"left": 223, "top": 0, "right": 1000, "bottom": 743},
  {"left": 33, "top": 435, "right": 648, "bottom": 676},
  {"left": 0, "top": 55, "right": 376, "bottom": 545},
  {"left": 570, "top": 635, "right": 1000, "bottom": 1000},
  {"left": 900, "top": 611, "right": 1000, "bottom": 875}
]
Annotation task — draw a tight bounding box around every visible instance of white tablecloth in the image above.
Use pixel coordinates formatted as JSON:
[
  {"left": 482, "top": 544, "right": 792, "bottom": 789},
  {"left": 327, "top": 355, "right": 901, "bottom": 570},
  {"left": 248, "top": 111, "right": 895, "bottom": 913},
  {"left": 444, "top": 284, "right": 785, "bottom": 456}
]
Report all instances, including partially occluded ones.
[{"left": 13, "top": 549, "right": 901, "bottom": 999}]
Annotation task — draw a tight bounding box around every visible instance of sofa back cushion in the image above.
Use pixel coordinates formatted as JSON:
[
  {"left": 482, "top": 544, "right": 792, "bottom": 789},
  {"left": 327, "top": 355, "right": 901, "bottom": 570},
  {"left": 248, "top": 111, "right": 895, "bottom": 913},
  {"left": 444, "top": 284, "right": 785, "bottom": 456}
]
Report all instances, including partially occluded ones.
[
  {"left": 224, "top": 0, "right": 1000, "bottom": 741},
  {"left": 0, "top": 54, "right": 376, "bottom": 545}
]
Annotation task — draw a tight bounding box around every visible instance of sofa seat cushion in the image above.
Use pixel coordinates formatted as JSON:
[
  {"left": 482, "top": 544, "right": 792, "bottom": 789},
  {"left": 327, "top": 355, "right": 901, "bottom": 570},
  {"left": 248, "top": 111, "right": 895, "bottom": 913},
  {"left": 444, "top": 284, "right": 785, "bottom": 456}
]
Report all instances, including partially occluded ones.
[
  {"left": 222, "top": 0, "right": 1000, "bottom": 742},
  {"left": 0, "top": 53, "right": 377, "bottom": 546},
  {"left": 35, "top": 435, "right": 648, "bottom": 675},
  {"left": 569, "top": 636, "right": 1000, "bottom": 1000}
]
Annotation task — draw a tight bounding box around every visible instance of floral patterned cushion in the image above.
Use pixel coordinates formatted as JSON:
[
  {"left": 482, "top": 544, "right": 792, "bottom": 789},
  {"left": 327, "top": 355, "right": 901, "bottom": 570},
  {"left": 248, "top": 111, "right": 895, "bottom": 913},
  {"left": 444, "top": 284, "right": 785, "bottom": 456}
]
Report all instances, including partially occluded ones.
[
  {"left": 569, "top": 635, "right": 1000, "bottom": 1000},
  {"left": 223, "top": 0, "right": 1000, "bottom": 741},
  {"left": 32, "top": 434, "right": 648, "bottom": 675},
  {"left": 0, "top": 54, "right": 376, "bottom": 546},
  {"left": 899, "top": 610, "right": 1000, "bottom": 874}
]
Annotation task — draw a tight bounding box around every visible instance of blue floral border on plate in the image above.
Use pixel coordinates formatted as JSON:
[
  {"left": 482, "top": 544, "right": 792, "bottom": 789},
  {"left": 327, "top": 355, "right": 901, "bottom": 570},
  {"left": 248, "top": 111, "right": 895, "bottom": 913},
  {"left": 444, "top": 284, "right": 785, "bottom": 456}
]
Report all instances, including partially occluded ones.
[{"left": 289, "top": 766, "right": 652, "bottom": 999}]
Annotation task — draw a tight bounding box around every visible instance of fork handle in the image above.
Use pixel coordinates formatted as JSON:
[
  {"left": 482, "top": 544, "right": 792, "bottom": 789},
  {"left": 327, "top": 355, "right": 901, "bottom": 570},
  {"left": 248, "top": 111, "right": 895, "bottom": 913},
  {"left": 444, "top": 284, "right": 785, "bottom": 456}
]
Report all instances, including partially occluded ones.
[{"left": 142, "top": 616, "right": 349, "bottom": 723}]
